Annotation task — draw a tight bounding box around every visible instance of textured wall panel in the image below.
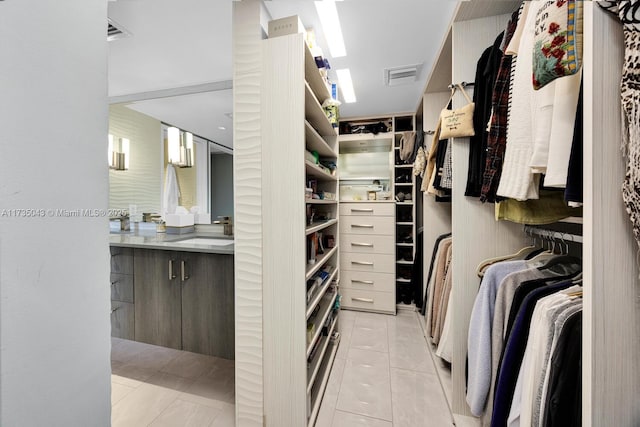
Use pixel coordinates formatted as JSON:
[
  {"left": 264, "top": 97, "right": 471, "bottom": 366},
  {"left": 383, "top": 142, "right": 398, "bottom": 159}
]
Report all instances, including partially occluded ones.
[
  {"left": 233, "top": 1, "right": 264, "bottom": 425},
  {"left": 108, "top": 104, "right": 163, "bottom": 214}
]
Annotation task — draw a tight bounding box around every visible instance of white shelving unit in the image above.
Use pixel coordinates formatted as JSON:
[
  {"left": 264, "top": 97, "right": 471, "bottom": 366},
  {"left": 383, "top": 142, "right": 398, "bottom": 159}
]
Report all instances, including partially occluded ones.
[{"left": 259, "top": 30, "right": 340, "bottom": 427}]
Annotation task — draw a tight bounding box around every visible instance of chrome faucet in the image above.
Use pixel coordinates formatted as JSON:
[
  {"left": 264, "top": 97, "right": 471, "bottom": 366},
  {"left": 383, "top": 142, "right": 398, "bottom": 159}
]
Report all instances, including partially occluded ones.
[
  {"left": 110, "top": 214, "right": 130, "bottom": 231},
  {"left": 213, "top": 216, "right": 233, "bottom": 236}
]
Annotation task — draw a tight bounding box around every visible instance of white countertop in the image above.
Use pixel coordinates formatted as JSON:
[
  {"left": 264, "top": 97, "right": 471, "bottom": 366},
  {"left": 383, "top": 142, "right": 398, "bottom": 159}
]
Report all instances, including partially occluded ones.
[{"left": 109, "top": 231, "right": 234, "bottom": 255}]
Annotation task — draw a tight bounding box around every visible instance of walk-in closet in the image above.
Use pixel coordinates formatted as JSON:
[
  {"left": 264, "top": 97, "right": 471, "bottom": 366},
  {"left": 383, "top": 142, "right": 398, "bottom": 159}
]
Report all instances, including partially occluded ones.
[{"left": 234, "top": 1, "right": 639, "bottom": 426}]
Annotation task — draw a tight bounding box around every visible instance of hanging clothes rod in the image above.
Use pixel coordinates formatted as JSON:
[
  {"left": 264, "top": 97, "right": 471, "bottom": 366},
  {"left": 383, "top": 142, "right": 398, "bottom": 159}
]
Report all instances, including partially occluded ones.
[
  {"left": 447, "top": 81, "right": 475, "bottom": 90},
  {"left": 524, "top": 225, "right": 583, "bottom": 244}
]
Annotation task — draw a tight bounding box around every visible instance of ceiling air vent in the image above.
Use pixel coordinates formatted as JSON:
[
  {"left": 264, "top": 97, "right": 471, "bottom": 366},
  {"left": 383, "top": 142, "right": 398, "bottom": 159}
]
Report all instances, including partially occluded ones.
[
  {"left": 383, "top": 64, "right": 422, "bottom": 87},
  {"left": 108, "top": 18, "right": 131, "bottom": 42}
]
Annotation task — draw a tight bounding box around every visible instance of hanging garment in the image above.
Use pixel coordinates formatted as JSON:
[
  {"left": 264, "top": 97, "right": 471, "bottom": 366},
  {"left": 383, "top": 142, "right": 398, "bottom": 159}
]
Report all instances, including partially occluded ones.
[
  {"left": 400, "top": 131, "right": 417, "bottom": 162},
  {"left": 484, "top": 267, "right": 561, "bottom": 426},
  {"left": 491, "top": 281, "right": 574, "bottom": 427},
  {"left": 481, "top": 5, "right": 523, "bottom": 203},
  {"left": 495, "top": 190, "right": 582, "bottom": 225},
  {"left": 466, "top": 31, "right": 505, "bottom": 197},
  {"left": 425, "top": 237, "right": 452, "bottom": 337},
  {"left": 436, "top": 289, "right": 453, "bottom": 362},
  {"left": 565, "top": 84, "right": 584, "bottom": 205},
  {"left": 541, "top": 310, "right": 582, "bottom": 427},
  {"left": 433, "top": 138, "right": 449, "bottom": 190},
  {"left": 431, "top": 242, "right": 453, "bottom": 343},
  {"left": 422, "top": 233, "right": 452, "bottom": 316},
  {"left": 600, "top": 1, "right": 640, "bottom": 250},
  {"left": 163, "top": 163, "right": 180, "bottom": 216},
  {"left": 536, "top": 302, "right": 583, "bottom": 426},
  {"left": 507, "top": 287, "right": 582, "bottom": 427},
  {"left": 466, "top": 260, "right": 528, "bottom": 416},
  {"left": 423, "top": 119, "right": 442, "bottom": 193},
  {"left": 441, "top": 138, "right": 453, "bottom": 190},
  {"left": 433, "top": 251, "right": 453, "bottom": 344},
  {"left": 497, "top": 1, "right": 541, "bottom": 201}
]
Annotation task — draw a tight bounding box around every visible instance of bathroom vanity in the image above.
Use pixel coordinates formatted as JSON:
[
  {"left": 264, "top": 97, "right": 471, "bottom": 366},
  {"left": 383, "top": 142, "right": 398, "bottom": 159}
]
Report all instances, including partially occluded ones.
[{"left": 110, "top": 233, "right": 234, "bottom": 359}]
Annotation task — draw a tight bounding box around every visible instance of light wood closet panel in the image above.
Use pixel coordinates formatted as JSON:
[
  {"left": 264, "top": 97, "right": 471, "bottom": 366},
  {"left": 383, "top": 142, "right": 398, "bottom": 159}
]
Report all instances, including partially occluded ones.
[
  {"left": 583, "top": 4, "right": 640, "bottom": 426},
  {"left": 449, "top": 13, "right": 524, "bottom": 418}
]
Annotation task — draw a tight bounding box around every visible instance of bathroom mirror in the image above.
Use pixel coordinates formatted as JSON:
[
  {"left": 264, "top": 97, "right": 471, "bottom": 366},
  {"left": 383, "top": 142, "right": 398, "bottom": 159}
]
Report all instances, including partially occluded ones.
[{"left": 108, "top": 89, "right": 234, "bottom": 221}]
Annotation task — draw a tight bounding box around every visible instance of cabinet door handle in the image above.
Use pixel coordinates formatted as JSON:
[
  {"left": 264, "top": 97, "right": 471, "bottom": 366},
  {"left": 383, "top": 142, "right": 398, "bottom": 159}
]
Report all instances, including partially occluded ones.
[
  {"left": 181, "top": 260, "right": 189, "bottom": 281},
  {"left": 351, "top": 261, "right": 374, "bottom": 266},
  {"left": 169, "top": 259, "right": 177, "bottom": 280},
  {"left": 351, "top": 279, "right": 374, "bottom": 285},
  {"left": 351, "top": 242, "right": 374, "bottom": 247},
  {"left": 351, "top": 208, "right": 373, "bottom": 213},
  {"left": 110, "top": 280, "right": 118, "bottom": 286},
  {"left": 352, "top": 297, "right": 374, "bottom": 303},
  {"left": 351, "top": 224, "right": 374, "bottom": 228},
  {"left": 110, "top": 307, "right": 119, "bottom": 314}
]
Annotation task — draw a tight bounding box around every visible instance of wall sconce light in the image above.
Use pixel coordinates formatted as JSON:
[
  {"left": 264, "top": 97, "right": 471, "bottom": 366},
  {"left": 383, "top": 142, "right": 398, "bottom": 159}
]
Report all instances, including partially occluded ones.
[
  {"left": 167, "top": 126, "right": 194, "bottom": 168},
  {"left": 108, "top": 133, "right": 130, "bottom": 170}
]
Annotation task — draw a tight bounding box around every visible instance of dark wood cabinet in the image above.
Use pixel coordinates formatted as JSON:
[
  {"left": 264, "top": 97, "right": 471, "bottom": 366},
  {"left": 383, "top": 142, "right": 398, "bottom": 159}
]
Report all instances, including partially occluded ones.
[
  {"left": 130, "top": 248, "right": 235, "bottom": 359},
  {"left": 110, "top": 247, "right": 135, "bottom": 340},
  {"left": 133, "top": 249, "right": 182, "bottom": 350},
  {"left": 181, "top": 252, "right": 235, "bottom": 359}
]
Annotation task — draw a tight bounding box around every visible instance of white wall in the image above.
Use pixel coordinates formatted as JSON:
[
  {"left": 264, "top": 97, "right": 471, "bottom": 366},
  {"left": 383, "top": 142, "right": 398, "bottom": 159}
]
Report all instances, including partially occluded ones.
[{"left": 0, "top": 1, "right": 111, "bottom": 425}]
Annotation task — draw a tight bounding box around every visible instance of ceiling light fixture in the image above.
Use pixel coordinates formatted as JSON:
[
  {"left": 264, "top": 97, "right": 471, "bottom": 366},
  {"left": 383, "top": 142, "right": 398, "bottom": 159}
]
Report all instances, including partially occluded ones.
[
  {"left": 336, "top": 68, "right": 356, "bottom": 103},
  {"left": 314, "top": 0, "right": 346, "bottom": 58}
]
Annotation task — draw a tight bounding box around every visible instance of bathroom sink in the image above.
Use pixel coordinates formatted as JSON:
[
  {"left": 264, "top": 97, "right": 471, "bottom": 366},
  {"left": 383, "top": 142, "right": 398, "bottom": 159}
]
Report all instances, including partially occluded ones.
[{"left": 173, "top": 238, "right": 234, "bottom": 246}]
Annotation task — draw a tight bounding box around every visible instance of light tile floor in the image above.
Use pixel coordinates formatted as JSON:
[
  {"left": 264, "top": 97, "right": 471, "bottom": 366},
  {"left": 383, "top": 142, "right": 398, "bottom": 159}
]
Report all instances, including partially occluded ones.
[
  {"left": 316, "top": 309, "right": 454, "bottom": 427},
  {"left": 111, "top": 309, "right": 453, "bottom": 427},
  {"left": 110, "top": 337, "right": 235, "bottom": 427}
]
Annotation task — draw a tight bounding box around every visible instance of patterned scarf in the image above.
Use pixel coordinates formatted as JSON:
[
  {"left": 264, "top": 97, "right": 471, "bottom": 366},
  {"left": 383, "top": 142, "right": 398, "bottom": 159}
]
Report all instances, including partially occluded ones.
[{"left": 600, "top": 1, "right": 640, "bottom": 249}]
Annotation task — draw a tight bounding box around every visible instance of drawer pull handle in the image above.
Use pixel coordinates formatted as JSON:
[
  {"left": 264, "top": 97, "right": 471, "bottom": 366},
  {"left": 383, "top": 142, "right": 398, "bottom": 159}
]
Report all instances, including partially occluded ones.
[
  {"left": 352, "top": 279, "right": 374, "bottom": 285},
  {"left": 351, "top": 208, "right": 374, "bottom": 213},
  {"left": 352, "top": 297, "right": 374, "bottom": 303},
  {"left": 110, "top": 307, "right": 119, "bottom": 314},
  {"left": 181, "top": 260, "right": 189, "bottom": 281},
  {"left": 169, "top": 259, "right": 177, "bottom": 280},
  {"left": 351, "top": 242, "right": 374, "bottom": 247},
  {"left": 351, "top": 261, "right": 374, "bottom": 266},
  {"left": 351, "top": 224, "right": 374, "bottom": 228}
]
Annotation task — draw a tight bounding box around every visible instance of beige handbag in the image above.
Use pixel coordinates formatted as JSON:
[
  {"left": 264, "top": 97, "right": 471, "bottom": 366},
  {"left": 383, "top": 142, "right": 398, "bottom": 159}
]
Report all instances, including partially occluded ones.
[{"left": 439, "top": 83, "right": 475, "bottom": 140}]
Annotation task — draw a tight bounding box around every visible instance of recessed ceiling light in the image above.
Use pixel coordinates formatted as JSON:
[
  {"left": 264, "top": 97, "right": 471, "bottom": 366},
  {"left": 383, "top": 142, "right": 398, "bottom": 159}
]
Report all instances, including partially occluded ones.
[
  {"left": 218, "top": 126, "right": 226, "bottom": 131},
  {"left": 336, "top": 68, "right": 356, "bottom": 103},
  {"left": 314, "top": 1, "right": 346, "bottom": 58}
]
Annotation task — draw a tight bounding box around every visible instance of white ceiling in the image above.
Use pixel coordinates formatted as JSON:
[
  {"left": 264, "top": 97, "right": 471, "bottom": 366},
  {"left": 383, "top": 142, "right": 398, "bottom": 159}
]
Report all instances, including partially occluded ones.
[{"left": 107, "top": 0, "right": 458, "bottom": 149}]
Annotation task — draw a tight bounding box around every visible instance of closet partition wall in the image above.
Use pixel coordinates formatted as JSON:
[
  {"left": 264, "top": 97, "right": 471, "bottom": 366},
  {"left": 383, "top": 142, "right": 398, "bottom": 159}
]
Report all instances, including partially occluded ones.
[
  {"left": 583, "top": 5, "right": 640, "bottom": 426},
  {"left": 420, "top": 2, "right": 640, "bottom": 427},
  {"left": 449, "top": 11, "right": 524, "bottom": 422}
]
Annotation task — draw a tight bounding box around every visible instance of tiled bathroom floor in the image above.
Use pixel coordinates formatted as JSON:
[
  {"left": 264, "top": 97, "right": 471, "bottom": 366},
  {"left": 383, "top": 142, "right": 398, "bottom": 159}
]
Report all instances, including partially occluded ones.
[
  {"left": 110, "top": 338, "right": 235, "bottom": 427},
  {"left": 315, "top": 309, "right": 454, "bottom": 427},
  {"left": 110, "top": 309, "right": 452, "bottom": 427}
]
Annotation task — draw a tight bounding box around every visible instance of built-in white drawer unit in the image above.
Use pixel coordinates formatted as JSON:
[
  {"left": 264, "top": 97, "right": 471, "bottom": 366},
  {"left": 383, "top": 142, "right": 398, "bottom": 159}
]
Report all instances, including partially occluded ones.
[
  {"left": 341, "top": 234, "right": 395, "bottom": 255},
  {"left": 340, "top": 216, "right": 395, "bottom": 236},
  {"left": 340, "top": 270, "right": 395, "bottom": 293},
  {"left": 340, "top": 288, "right": 395, "bottom": 313},
  {"left": 339, "top": 202, "right": 395, "bottom": 217},
  {"left": 340, "top": 252, "right": 395, "bottom": 274}
]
